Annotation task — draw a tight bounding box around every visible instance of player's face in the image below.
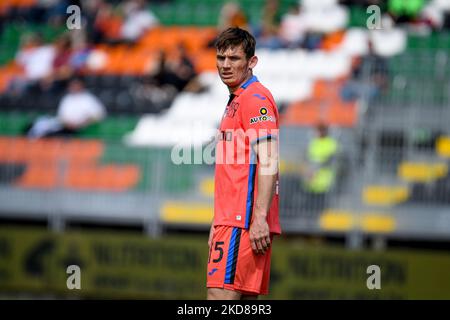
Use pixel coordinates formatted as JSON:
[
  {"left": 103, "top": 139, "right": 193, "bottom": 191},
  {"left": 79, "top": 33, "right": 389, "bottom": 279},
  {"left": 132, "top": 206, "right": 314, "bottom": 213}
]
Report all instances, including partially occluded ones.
[{"left": 217, "top": 45, "right": 257, "bottom": 92}]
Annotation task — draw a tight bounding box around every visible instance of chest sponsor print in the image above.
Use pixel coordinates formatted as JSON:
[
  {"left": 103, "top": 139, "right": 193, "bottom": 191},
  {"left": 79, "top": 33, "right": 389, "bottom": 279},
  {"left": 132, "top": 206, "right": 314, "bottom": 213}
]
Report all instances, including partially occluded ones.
[{"left": 249, "top": 107, "right": 275, "bottom": 124}]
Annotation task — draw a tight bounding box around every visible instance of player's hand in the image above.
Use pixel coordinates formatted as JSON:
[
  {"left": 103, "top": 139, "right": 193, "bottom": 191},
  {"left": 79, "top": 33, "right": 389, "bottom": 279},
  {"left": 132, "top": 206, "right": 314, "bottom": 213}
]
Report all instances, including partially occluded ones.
[{"left": 249, "top": 215, "right": 271, "bottom": 255}]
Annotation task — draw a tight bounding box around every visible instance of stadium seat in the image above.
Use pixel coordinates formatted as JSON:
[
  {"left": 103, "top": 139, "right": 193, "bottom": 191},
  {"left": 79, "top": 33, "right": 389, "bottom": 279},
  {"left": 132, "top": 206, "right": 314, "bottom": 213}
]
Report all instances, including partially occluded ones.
[
  {"left": 160, "top": 201, "right": 213, "bottom": 225},
  {"left": 363, "top": 185, "right": 409, "bottom": 206},
  {"left": 335, "top": 28, "right": 369, "bottom": 56},
  {"left": 0, "top": 112, "right": 36, "bottom": 136},
  {"left": 398, "top": 161, "right": 448, "bottom": 183},
  {"left": 281, "top": 98, "right": 357, "bottom": 127},
  {"left": 371, "top": 27, "right": 407, "bottom": 57},
  {"left": 199, "top": 177, "right": 214, "bottom": 198},
  {"left": 64, "top": 164, "right": 140, "bottom": 191},
  {"left": 319, "top": 209, "right": 355, "bottom": 231},
  {"left": 319, "top": 209, "right": 396, "bottom": 233},
  {"left": 361, "top": 213, "right": 396, "bottom": 233},
  {"left": 436, "top": 136, "right": 450, "bottom": 158},
  {"left": 15, "top": 163, "right": 58, "bottom": 189},
  {"left": 0, "top": 137, "right": 61, "bottom": 163}
]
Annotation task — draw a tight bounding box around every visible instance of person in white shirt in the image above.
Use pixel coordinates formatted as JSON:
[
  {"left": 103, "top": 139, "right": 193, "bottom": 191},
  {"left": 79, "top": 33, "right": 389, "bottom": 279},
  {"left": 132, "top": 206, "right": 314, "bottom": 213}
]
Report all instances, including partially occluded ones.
[
  {"left": 120, "top": 0, "right": 158, "bottom": 41},
  {"left": 9, "top": 33, "right": 55, "bottom": 95},
  {"left": 27, "top": 78, "right": 106, "bottom": 138},
  {"left": 278, "top": 4, "right": 307, "bottom": 48}
]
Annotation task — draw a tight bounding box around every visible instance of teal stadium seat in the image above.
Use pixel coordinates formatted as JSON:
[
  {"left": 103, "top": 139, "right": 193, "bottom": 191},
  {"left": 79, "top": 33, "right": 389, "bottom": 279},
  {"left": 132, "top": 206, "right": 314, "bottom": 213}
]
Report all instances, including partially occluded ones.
[{"left": 150, "top": 0, "right": 298, "bottom": 26}]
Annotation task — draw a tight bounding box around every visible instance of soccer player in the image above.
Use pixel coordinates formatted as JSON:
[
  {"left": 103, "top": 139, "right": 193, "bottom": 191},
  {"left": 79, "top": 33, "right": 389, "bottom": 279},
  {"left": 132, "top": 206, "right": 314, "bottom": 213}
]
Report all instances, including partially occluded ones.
[{"left": 207, "top": 27, "right": 281, "bottom": 300}]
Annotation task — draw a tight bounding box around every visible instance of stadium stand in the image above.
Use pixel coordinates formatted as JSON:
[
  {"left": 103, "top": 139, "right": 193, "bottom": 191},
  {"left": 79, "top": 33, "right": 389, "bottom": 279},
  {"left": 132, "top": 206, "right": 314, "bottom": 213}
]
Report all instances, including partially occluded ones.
[{"left": 0, "top": 0, "right": 449, "bottom": 247}]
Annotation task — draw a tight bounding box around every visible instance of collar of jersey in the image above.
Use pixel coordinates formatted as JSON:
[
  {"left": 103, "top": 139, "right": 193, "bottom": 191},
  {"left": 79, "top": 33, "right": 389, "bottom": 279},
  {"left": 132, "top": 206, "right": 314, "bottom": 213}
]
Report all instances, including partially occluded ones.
[{"left": 234, "top": 75, "right": 259, "bottom": 96}]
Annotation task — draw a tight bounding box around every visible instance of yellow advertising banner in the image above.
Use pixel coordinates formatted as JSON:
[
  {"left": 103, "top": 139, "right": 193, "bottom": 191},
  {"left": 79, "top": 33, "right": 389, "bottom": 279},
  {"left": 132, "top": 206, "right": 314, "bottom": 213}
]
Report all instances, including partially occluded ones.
[{"left": 0, "top": 226, "right": 450, "bottom": 299}]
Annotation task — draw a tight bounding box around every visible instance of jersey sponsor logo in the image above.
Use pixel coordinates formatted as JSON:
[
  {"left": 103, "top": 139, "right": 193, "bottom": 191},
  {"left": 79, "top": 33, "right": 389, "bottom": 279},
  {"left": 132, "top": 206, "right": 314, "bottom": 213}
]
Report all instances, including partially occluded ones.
[{"left": 249, "top": 107, "right": 275, "bottom": 124}]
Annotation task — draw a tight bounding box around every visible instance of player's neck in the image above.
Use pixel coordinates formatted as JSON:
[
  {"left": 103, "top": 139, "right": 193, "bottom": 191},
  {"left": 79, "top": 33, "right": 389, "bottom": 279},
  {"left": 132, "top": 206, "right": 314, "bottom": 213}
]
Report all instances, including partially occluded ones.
[{"left": 228, "top": 71, "right": 253, "bottom": 94}]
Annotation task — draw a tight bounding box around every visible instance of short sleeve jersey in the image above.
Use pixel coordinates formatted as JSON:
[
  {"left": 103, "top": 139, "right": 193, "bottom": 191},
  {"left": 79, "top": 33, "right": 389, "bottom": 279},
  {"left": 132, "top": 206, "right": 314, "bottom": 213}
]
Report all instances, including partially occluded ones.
[{"left": 214, "top": 76, "right": 281, "bottom": 235}]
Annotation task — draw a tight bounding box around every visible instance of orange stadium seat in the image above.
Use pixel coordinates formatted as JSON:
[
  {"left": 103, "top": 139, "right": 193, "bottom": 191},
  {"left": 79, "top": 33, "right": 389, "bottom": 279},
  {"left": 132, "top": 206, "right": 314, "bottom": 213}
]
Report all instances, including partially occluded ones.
[
  {"left": 321, "top": 30, "right": 346, "bottom": 52},
  {"left": 282, "top": 76, "right": 358, "bottom": 127},
  {"left": 91, "top": 27, "right": 217, "bottom": 76},
  {"left": 15, "top": 163, "right": 58, "bottom": 189},
  {"left": 118, "top": 48, "right": 155, "bottom": 75},
  {"left": 64, "top": 139, "right": 104, "bottom": 164},
  {"left": 193, "top": 49, "right": 217, "bottom": 73},
  {"left": 104, "top": 45, "right": 128, "bottom": 74},
  {"left": 0, "top": 63, "right": 24, "bottom": 93},
  {"left": 281, "top": 101, "right": 321, "bottom": 126},
  {"left": 139, "top": 27, "right": 164, "bottom": 50},
  {"left": 8, "top": 0, "right": 36, "bottom": 7},
  {"left": 281, "top": 100, "right": 357, "bottom": 127},
  {"left": 0, "top": 137, "right": 103, "bottom": 164},
  {"left": 0, "top": 137, "right": 56, "bottom": 163},
  {"left": 180, "top": 28, "right": 205, "bottom": 53},
  {"left": 313, "top": 79, "right": 344, "bottom": 101},
  {"left": 65, "top": 165, "right": 140, "bottom": 191},
  {"left": 328, "top": 102, "right": 357, "bottom": 127}
]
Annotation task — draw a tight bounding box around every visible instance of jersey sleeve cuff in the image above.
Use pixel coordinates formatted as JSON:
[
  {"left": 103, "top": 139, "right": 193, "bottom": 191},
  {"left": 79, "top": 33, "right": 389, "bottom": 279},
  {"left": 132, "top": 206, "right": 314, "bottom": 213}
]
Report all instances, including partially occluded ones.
[{"left": 250, "top": 134, "right": 278, "bottom": 146}]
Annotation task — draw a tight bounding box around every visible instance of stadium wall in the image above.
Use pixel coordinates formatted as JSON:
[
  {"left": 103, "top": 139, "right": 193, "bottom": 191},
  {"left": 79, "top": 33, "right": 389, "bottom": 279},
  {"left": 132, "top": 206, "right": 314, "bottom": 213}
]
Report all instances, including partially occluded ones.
[{"left": 1, "top": 226, "right": 450, "bottom": 299}]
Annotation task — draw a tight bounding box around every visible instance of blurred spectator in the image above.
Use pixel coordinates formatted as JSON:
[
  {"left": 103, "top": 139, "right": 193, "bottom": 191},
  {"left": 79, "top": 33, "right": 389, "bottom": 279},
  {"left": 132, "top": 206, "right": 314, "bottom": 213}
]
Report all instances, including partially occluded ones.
[
  {"left": 207, "top": 2, "right": 249, "bottom": 48},
  {"left": 11, "top": 0, "right": 81, "bottom": 25},
  {"left": 261, "top": 0, "right": 280, "bottom": 34},
  {"left": 421, "top": 0, "right": 450, "bottom": 30},
  {"left": 81, "top": 0, "right": 110, "bottom": 43},
  {"left": 45, "top": 34, "right": 74, "bottom": 93},
  {"left": 278, "top": 2, "right": 327, "bottom": 50},
  {"left": 69, "top": 32, "right": 92, "bottom": 73},
  {"left": 299, "top": 0, "right": 348, "bottom": 50},
  {"left": 90, "top": 1, "right": 123, "bottom": 44},
  {"left": 0, "top": 9, "right": 5, "bottom": 35},
  {"left": 9, "top": 33, "right": 55, "bottom": 95},
  {"left": 26, "top": 79, "right": 106, "bottom": 138},
  {"left": 255, "top": 0, "right": 284, "bottom": 49},
  {"left": 300, "top": 123, "right": 339, "bottom": 211},
  {"left": 47, "top": 0, "right": 81, "bottom": 26},
  {"left": 120, "top": 0, "right": 158, "bottom": 42},
  {"left": 132, "top": 45, "right": 204, "bottom": 111},
  {"left": 280, "top": 123, "right": 339, "bottom": 215},
  {"left": 278, "top": 4, "right": 307, "bottom": 48},
  {"left": 153, "top": 44, "right": 200, "bottom": 92},
  {"left": 302, "top": 31, "right": 325, "bottom": 51},
  {"left": 340, "top": 41, "right": 389, "bottom": 103},
  {"left": 218, "top": 1, "right": 249, "bottom": 31}
]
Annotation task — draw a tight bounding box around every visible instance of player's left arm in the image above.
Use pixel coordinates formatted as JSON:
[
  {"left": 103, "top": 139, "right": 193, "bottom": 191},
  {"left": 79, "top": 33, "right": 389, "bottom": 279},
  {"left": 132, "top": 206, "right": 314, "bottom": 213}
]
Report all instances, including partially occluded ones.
[
  {"left": 240, "top": 93, "right": 279, "bottom": 255},
  {"left": 250, "top": 138, "right": 278, "bottom": 255}
]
